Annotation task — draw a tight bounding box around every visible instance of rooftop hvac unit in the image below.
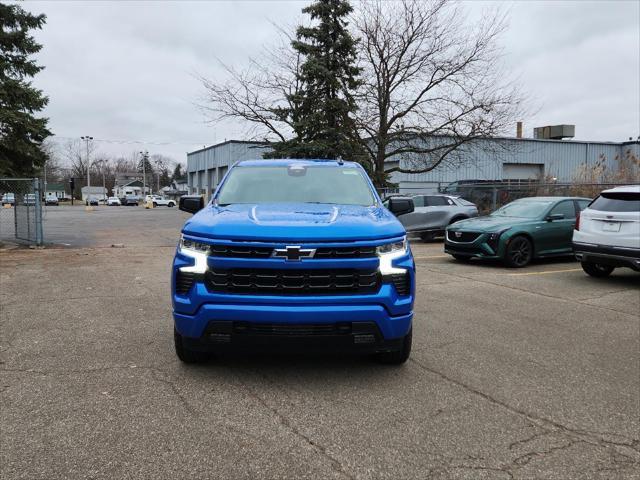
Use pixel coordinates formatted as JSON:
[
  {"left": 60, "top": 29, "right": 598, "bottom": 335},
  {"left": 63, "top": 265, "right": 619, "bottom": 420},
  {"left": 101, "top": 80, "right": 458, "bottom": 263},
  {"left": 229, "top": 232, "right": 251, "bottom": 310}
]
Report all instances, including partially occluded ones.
[{"left": 533, "top": 124, "right": 575, "bottom": 140}]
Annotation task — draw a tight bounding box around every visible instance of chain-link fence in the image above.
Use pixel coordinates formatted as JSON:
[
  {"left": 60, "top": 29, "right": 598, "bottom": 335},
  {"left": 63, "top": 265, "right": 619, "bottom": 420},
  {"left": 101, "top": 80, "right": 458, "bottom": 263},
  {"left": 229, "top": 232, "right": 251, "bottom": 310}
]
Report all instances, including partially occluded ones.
[
  {"left": 379, "top": 181, "right": 633, "bottom": 214},
  {"left": 0, "top": 178, "right": 43, "bottom": 246}
]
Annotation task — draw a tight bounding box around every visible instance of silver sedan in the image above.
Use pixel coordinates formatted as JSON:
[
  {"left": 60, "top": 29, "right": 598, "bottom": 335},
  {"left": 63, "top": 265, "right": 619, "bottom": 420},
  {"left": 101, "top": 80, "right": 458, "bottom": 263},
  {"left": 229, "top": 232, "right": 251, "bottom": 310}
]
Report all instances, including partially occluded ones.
[{"left": 385, "top": 194, "right": 479, "bottom": 241}]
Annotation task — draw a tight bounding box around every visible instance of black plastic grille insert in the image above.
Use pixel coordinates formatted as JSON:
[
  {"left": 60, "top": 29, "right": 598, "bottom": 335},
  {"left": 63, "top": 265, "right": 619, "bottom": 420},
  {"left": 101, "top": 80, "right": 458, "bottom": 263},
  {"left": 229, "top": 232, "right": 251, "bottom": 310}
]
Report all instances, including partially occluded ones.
[
  {"left": 447, "top": 231, "right": 482, "bottom": 243},
  {"left": 205, "top": 268, "right": 380, "bottom": 295},
  {"left": 209, "top": 245, "right": 377, "bottom": 259}
]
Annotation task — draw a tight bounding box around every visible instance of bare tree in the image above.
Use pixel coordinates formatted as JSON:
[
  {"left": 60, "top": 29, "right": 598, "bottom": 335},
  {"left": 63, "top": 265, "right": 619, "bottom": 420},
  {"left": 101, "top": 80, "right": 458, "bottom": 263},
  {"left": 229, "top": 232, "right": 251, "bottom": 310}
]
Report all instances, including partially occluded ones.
[
  {"left": 200, "top": 26, "right": 303, "bottom": 142},
  {"left": 354, "top": 0, "right": 524, "bottom": 185},
  {"left": 200, "top": 0, "right": 525, "bottom": 186},
  {"left": 60, "top": 138, "right": 98, "bottom": 187}
]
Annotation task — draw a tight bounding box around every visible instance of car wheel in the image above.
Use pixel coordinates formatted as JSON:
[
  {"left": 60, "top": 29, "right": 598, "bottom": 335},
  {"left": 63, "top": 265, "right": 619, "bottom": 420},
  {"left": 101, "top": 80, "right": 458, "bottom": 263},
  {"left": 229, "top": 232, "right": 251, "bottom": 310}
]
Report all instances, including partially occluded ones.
[
  {"left": 452, "top": 254, "right": 471, "bottom": 262},
  {"left": 581, "top": 261, "right": 614, "bottom": 278},
  {"left": 174, "top": 329, "right": 209, "bottom": 363},
  {"left": 168, "top": 202, "right": 175, "bottom": 207},
  {"left": 504, "top": 235, "right": 533, "bottom": 268},
  {"left": 374, "top": 329, "right": 412, "bottom": 365}
]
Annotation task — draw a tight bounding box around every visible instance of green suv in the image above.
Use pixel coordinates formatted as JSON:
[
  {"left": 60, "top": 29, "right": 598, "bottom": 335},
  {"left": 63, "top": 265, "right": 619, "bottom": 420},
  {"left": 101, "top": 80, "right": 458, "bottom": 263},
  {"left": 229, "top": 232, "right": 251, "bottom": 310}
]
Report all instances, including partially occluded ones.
[{"left": 445, "top": 197, "right": 591, "bottom": 267}]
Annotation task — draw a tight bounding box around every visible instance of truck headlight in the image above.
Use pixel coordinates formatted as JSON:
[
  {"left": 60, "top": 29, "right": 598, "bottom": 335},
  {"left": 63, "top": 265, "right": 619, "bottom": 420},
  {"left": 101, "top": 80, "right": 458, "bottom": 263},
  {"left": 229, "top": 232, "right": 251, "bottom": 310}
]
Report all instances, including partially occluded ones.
[
  {"left": 178, "top": 235, "right": 210, "bottom": 273},
  {"left": 377, "top": 237, "right": 407, "bottom": 257},
  {"left": 377, "top": 236, "right": 408, "bottom": 275}
]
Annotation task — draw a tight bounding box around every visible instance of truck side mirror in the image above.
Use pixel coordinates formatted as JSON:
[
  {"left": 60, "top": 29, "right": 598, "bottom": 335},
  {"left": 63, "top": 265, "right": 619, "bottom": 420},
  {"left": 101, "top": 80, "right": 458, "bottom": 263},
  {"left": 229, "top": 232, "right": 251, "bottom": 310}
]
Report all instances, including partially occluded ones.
[
  {"left": 179, "top": 195, "right": 204, "bottom": 214},
  {"left": 387, "top": 197, "right": 414, "bottom": 217}
]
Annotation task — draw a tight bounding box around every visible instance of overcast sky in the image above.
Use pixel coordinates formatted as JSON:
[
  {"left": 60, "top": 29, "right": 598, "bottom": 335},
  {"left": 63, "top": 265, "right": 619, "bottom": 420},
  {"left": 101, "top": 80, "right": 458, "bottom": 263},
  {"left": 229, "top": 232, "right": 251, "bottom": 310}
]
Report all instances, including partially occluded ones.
[{"left": 25, "top": 0, "right": 640, "bottom": 165}]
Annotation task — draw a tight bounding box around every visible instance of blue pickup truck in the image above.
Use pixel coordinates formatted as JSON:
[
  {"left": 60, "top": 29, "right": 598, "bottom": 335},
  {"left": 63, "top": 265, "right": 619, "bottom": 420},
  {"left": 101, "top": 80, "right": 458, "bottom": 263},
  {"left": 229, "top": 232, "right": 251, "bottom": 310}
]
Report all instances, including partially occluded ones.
[{"left": 172, "top": 159, "right": 415, "bottom": 364}]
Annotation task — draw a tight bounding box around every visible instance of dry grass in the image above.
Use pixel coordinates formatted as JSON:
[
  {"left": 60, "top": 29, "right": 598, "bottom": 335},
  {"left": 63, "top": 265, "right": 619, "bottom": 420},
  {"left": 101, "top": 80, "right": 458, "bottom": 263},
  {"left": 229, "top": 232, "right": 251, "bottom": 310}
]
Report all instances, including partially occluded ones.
[{"left": 570, "top": 149, "right": 639, "bottom": 197}]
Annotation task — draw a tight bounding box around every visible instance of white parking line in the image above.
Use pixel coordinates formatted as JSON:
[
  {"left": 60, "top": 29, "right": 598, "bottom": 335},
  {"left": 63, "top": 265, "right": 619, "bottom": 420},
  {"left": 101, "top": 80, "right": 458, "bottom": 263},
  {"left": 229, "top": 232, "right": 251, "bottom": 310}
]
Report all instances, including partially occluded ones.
[{"left": 504, "top": 268, "right": 583, "bottom": 276}]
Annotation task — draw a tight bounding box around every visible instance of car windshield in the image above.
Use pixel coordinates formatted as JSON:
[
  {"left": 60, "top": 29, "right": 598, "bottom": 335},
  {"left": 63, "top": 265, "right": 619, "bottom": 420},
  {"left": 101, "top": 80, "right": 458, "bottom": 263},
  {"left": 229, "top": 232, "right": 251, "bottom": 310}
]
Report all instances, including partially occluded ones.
[
  {"left": 217, "top": 165, "right": 376, "bottom": 206},
  {"left": 491, "top": 200, "right": 553, "bottom": 218}
]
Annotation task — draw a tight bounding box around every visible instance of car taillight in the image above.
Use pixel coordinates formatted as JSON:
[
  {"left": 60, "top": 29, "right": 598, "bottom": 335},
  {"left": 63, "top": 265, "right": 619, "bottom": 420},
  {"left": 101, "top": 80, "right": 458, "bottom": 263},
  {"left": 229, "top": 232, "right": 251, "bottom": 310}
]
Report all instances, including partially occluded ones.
[{"left": 575, "top": 212, "right": 580, "bottom": 231}]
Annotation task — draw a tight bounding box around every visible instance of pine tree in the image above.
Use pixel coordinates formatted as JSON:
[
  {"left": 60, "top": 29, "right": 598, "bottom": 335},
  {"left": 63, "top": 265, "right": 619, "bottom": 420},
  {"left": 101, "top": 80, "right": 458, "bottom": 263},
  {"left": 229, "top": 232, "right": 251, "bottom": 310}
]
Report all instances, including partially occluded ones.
[
  {"left": 172, "top": 163, "right": 184, "bottom": 181},
  {"left": 268, "top": 0, "right": 363, "bottom": 160},
  {"left": 0, "top": 3, "right": 51, "bottom": 176}
]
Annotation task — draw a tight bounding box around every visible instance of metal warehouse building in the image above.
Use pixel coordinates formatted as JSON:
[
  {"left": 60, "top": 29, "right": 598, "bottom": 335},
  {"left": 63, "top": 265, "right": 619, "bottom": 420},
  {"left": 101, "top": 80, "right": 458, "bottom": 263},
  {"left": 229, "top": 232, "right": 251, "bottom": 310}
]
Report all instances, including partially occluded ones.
[{"left": 186, "top": 136, "right": 639, "bottom": 197}]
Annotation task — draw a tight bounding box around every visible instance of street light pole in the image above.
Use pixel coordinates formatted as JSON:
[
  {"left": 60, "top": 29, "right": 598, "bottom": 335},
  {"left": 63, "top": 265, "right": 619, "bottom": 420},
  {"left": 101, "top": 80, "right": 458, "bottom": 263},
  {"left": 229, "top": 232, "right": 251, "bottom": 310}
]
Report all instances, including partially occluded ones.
[
  {"left": 139, "top": 151, "right": 148, "bottom": 197},
  {"left": 81, "top": 136, "right": 93, "bottom": 203}
]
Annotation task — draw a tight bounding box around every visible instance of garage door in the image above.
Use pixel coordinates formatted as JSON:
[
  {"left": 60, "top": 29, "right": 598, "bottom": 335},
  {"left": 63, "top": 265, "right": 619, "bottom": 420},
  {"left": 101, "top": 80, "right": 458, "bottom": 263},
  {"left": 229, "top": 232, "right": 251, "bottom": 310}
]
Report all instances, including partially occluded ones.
[{"left": 502, "top": 163, "right": 544, "bottom": 180}]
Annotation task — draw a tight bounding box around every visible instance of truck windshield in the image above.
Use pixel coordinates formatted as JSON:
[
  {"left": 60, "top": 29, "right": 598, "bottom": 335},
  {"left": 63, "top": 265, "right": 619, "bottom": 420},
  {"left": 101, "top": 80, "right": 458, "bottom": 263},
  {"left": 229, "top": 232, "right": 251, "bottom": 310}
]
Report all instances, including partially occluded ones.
[{"left": 217, "top": 166, "right": 376, "bottom": 206}]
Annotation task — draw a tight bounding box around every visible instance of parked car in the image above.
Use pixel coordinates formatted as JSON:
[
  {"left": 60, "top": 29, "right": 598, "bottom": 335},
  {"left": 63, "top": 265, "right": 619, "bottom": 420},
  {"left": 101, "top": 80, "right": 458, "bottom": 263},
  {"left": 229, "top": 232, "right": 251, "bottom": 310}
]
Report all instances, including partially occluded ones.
[
  {"left": 445, "top": 196, "right": 591, "bottom": 267},
  {"left": 573, "top": 185, "right": 640, "bottom": 277},
  {"left": 107, "top": 196, "right": 121, "bottom": 206},
  {"left": 85, "top": 196, "right": 99, "bottom": 206},
  {"left": 124, "top": 195, "right": 139, "bottom": 206},
  {"left": 1, "top": 193, "right": 15, "bottom": 206},
  {"left": 45, "top": 193, "right": 59, "bottom": 206},
  {"left": 173, "top": 159, "right": 415, "bottom": 364},
  {"left": 384, "top": 194, "right": 478, "bottom": 241},
  {"left": 441, "top": 180, "right": 541, "bottom": 213},
  {"left": 147, "top": 195, "right": 176, "bottom": 207}
]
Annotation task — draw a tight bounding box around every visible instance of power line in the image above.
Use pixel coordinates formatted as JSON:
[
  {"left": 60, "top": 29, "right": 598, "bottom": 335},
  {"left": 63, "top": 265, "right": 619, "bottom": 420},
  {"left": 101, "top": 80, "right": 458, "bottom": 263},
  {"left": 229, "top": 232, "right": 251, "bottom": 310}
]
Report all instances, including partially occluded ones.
[{"left": 50, "top": 135, "right": 212, "bottom": 147}]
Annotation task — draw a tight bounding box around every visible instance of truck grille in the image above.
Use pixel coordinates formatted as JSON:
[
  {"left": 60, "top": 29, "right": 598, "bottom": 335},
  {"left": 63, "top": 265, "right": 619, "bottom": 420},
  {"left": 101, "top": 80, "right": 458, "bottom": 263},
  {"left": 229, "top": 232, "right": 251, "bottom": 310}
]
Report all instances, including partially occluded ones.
[
  {"left": 446, "top": 231, "right": 482, "bottom": 243},
  {"left": 205, "top": 268, "right": 380, "bottom": 295},
  {"left": 209, "top": 245, "right": 377, "bottom": 259}
]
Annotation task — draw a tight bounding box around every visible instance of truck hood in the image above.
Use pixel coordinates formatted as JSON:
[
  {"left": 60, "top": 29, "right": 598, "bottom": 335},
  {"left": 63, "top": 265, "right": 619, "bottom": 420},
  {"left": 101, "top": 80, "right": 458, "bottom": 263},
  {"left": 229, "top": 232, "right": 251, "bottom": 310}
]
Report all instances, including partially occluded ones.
[
  {"left": 182, "top": 203, "right": 406, "bottom": 242},
  {"left": 448, "top": 215, "right": 533, "bottom": 233}
]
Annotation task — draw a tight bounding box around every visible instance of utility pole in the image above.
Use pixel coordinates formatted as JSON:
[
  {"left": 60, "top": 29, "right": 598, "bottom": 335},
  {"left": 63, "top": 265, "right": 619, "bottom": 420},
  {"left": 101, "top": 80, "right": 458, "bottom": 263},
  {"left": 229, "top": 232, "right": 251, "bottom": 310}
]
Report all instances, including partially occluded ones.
[
  {"left": 94, "top": 159, "right": 107, "bottom": 202},
  {"left": 139, "top": 151, "right": 148, "bottom": 197},
  {"left": 81, "top": 136, "right": 93, "bottom": 203}
]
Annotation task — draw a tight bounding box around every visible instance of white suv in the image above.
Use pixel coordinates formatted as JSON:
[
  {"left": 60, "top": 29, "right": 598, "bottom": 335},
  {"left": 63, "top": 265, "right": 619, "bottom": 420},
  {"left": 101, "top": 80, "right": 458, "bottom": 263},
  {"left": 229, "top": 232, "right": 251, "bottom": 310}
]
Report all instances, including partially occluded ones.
[
  {"left": 573, "top": 185, "right": 640, "bottom": 277},
  {"left": 146, "top": 195, "right": 176, "bottom": 207}
]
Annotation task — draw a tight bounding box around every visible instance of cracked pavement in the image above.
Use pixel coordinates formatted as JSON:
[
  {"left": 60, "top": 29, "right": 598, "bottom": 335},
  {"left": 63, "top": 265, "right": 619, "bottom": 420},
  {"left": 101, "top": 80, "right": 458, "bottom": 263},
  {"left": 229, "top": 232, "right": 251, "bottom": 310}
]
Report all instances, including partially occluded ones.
[{"left": 1, "top": 208, "right": 639, "bottom": 479}]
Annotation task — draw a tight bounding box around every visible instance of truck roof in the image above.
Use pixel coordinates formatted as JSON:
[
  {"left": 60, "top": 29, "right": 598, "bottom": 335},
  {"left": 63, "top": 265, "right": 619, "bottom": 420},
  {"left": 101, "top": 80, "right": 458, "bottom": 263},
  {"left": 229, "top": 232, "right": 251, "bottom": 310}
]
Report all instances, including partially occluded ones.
[{"left": 236, "top": 159, "right": 359, "bottom": 168}]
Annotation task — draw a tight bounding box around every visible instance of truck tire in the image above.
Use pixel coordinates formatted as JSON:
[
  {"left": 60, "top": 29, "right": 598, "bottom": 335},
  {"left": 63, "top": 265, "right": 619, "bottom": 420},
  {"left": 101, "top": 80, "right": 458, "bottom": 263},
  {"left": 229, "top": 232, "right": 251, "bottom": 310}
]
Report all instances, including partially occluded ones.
[
  {"left": 153, "top": 202, "right": 158, "bottom": 208},
  {"left": 375, "top": 329, "right": 412, "bottom": 365},
  {"left": 174, "top": 329, "right": 209, "bottom": 363},
  {"left": 504, "top": 235, "right": 533, "bottom": 268},
  {"left": 581, "top": 261, "right": 614, "bottom": 278},
  {"left": 168, "top": 202, "right": 175, "bottom": 207}
]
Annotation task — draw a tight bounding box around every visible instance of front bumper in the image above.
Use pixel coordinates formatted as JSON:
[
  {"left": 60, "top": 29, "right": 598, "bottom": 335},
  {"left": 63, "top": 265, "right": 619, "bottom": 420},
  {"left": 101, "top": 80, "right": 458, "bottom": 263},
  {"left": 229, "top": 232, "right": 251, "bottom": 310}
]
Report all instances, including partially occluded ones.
[
  {"left": 573, "top": 242, "right": 640, "bottom": 271},
  {"left": 444, "top": 231, "right": 502, "bottom": 259},
  {"left": 180, "top": 320, "right": 406, "bottom": 354},
  {"left": 172, "top": 249, "right": 415, "bottom": 344}
]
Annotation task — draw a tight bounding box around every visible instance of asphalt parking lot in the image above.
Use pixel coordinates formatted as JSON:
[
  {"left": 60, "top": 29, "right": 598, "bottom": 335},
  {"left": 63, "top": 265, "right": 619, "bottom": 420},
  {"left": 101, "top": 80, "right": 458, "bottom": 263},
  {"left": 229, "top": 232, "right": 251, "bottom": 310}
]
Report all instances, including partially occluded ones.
[{"left": 1, "top": 207, "right": 638, "bottom": 479}]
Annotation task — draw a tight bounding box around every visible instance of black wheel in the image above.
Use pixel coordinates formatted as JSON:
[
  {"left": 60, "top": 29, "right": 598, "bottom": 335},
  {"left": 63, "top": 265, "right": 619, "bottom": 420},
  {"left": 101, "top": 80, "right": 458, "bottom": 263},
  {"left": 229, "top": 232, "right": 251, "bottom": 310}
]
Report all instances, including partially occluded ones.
[
  {"left": 420, "top": 232, "right": 437, "bottom": 242},
  {"left": 504, "top": 236, "right": 533, "bottom": 268},
  {"left": 153, "top": 202, "right": 158, "bottom": 208},
  {"left": 168, "top": 202, "right": 175, "bottom": 207},
  {"left": 452, "top": 254, "right": 471, "bottom": 262},
  {"left": 174, "top": 329, "right": 209, "bottom": 363},
  {"left": 375, "top": 329, "right": 412, "bottom": 365},
  {"left": 581, "top": 261, "right": 614, "bottom": 278}
]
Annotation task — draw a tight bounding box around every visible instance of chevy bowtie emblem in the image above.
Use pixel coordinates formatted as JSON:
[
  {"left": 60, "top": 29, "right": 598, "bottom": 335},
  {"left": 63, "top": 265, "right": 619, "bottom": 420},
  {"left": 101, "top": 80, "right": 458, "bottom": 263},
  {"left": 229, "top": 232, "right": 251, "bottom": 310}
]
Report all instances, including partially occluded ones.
[
  {"left": 272, "top": 245, "right": 316, "bottom": 261},
  {"left": 455, "top": 232, "right": 462, "bottom": 238}
]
